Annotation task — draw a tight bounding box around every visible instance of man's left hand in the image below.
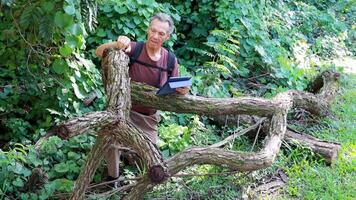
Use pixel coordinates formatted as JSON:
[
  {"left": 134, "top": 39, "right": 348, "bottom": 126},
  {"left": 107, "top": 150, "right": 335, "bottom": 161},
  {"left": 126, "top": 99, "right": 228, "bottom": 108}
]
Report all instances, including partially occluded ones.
[{"left": 176, "top": 87, "right": 190, "bottom": 95}]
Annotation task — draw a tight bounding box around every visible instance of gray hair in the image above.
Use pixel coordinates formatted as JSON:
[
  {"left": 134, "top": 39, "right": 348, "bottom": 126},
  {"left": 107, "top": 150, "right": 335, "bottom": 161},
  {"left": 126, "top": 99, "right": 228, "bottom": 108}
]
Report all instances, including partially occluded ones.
[{"left": 149, "top": 13, "right": 175, "bottom": 34}]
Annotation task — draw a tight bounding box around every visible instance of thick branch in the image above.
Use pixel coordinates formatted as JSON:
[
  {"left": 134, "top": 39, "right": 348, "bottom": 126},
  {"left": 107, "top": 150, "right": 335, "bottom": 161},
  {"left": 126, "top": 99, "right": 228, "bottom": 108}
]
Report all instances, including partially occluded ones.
[
  {"left": 54, "top": 111, "right": 116, "bottom": 139},
  {"left": 110, "top": 122, "right": 167, "bottom": 177},
  {"left": 70, "top": 132, "right": 112, "bottom": 200},
  {"left": 102, "top": 48, "right": 131, "bottom": 118},
  {"left": 131, "top": 83, "right": 332, "bottom": 117},
  {"left": 131, "top": 83, "right": 279, "bottom": 117},
  {"left": 285, "top": 129, "right": 341, "bottom": 164}
]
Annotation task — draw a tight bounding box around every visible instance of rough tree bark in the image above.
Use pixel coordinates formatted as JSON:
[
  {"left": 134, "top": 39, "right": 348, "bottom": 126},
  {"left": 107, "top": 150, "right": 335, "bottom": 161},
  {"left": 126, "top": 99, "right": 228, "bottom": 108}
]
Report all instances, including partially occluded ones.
[
  {"left": 47, "top": 49, "right": 340, "bottom": 199},
  {"left": 285, "top": 129, "right": 341, "bottom": 164}
]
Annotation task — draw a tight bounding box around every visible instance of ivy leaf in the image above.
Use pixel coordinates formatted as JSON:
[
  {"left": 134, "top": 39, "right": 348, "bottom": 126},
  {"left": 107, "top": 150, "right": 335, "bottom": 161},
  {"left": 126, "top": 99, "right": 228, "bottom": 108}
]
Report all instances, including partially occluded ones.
[
  {"left": 96, "top": 28, "right": 106, "bottom": 37},
  {"left": 125, "top": 21, "right": 136, "bottom": 29},
  {"left": 12, "top": 163, "right": 24, "bottom": 174},
  {"left": 52, "top": 59, "right": 67, "bottom": 74},
  {"left": 28, "top": 151, "right": 42, "bottom": 167},
  {"left": 72, "top": 82, "right": 86, "bottom": 99},
  {"left": 255, "top": 45, "right": 266, "bottom": 57},
  {"left": 42, "top": 2, "right": 55, "bottom": 12},
  {"left": 67, "top": 151, "right": 80, "bottom": 160},
  {"left": 54, "top": 12, "right": 74, "bottom": 29},
  {"left": 69, "top": 23, "right": 84, "bottom": 36},
  {"left": 114, "top": 5, "right": 127, "bottom": 14},
  {"left": 64, "top": 5, "right": 76, "bottom": 15},
  {"left": 12, "top": 177, "right": 24, "bottom": 187},
  {"left": 133, "top": 16, "right": 141, "bottom": 25},
  {"left": 161, "top": 149, "right": 170, "bottom": 158},
  {"left": 65, "top": 34, "right": 83, "bottom": 49},
  {"left": 54, "top": 179, "right": 74, "bottom": 192},
  {"left": 59, "top": 44, "right": 73, "bottom": 57},
  {"left": 54, "top": 163, "right": 69, "bottom": 173}
]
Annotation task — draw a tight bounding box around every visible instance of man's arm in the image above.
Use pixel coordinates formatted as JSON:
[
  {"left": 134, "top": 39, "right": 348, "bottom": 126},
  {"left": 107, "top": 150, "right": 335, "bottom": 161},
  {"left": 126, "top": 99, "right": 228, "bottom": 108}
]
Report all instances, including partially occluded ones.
[{"left": 95, "top": 36, "right": 131, "bottom": 58}]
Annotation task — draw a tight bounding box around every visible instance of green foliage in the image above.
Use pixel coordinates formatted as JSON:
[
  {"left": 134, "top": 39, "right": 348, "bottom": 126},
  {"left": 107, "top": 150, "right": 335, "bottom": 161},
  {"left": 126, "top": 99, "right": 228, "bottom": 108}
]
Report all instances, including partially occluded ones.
[
  {"left": 191, "top": 29, "right": 243, "bottom": 97},
  {"left": 158, "top": 124, "right": 190, "bottom": 157},
  {"left": 0, "top": 135, "right": 96, "bottom": 199},
  {"left": 0, "top": 0, "right": 105, "bottom": 142},
  {"left": 162, "top": 0, "right": 216, "bottom": 69},
  {"left": 0, "top": 144, "right": 30, "bottom": 196}
]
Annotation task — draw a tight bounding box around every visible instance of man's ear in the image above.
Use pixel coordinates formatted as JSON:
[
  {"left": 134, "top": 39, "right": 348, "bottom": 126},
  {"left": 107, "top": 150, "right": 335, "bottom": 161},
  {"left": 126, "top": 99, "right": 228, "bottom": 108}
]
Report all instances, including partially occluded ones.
[{"left": 165, "top": 33, "right": 170, "bottom": 42}]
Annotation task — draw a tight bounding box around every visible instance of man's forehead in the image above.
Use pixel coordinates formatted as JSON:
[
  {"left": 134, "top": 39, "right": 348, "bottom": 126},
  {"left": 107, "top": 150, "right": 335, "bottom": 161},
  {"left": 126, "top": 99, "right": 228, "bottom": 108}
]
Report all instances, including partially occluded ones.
[{"left": 149, "top": 19, "right": 170, "bottom": 31}]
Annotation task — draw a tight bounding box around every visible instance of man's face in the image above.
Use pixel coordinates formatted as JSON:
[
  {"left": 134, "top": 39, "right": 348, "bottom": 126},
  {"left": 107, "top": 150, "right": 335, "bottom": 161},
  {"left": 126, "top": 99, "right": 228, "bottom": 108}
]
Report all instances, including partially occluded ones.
[{"left": 146, "top": 19, "right": 170, "bottom": 49}]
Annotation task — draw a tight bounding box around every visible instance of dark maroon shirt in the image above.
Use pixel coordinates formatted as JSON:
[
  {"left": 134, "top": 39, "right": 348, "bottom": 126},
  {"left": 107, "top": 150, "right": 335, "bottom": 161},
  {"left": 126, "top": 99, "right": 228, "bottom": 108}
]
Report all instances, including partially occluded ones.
[{"left": 128, "top": 42, "right": 179, "bottom": 114}]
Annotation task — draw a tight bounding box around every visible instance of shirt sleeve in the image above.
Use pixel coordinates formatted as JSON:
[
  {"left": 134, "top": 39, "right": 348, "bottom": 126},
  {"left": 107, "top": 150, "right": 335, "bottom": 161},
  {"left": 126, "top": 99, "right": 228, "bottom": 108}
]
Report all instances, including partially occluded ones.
[{"left": 128, "top": 41, "right": 136, "bottom": 57}]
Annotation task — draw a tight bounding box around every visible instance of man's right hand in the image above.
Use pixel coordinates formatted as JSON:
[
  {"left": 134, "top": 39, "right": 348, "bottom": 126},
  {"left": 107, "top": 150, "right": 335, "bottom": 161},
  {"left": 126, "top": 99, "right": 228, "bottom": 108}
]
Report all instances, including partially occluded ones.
[{"left": 117, "top": 36, "right": 131, "bottom": 53}]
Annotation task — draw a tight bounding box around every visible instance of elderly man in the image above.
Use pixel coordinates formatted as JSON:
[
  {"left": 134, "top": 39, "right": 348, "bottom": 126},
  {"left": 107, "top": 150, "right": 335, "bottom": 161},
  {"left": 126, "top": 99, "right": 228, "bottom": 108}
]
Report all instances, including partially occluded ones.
[{"left": 96, "top": 13, "right": 189, "bottom": 186}]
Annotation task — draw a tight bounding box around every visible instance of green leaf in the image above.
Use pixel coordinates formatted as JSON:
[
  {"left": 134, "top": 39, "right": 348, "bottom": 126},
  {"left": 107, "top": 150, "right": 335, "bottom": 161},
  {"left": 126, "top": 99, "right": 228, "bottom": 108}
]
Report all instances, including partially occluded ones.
[
  {"left": 64, "top": 5, "right": 76, "bottom": 15},
  {"left": 59, "top": 44, "right": 73, "bottom": 57},
  {"left": 255, "top": 45, "right": 266, "bottom": 57},
  {"left": 114, "top": 5, "right": 127, "bottom": 14},
  {"left": 42, "top": 2, "right": 55, "bottom": 12},
  {"left": 123, "top": 27, "right": 130, "bottom": 34},
  {"left": 54, "top": 163, "right": 69, "bottom": 173},
  {"left": 69, "top": 23, "right": 84, "bottom": 36},
  {"left": 143, "top": 0, "right": 155, "bottom": 6},
  {"left": 72, "top": 82, "right": 86, "bottom": 99},
  {"left": 96, "top": 28, "right": 106, "bottom": 37},
  {"left": 28, "top": 152, "right": 42, "bottom": 167},
  {"left": 73, "top": 101, "right": 81, "bottom": 114},
  {"left": 133, "top": 16, "right": 141, "bottom": 25},
  {"left": 11, "top": 162, "right": 24, "bottom": 174},
  {"left": 12, "top": 177, "right": 24, "bottom": 187},
  {"left": 65, "top": 34, "right": 83, "bottom": 49},
  {"left": 67, "top": 151, "right": 80, "bottom": 160},
  {"left": 125, "top": 21, "right": 135, "bottom": 29},
  {"left": 161, "top": 149, "right": 170, "bottom": 158},
  {"left": 54, "top": 179, "right": 74, "bottom": 192},
  {"left": 54, "top": 12, "right": 74, "bottom": 29},
  {"left": 52, "top": 59, "right": 67, "bottom": 74}
]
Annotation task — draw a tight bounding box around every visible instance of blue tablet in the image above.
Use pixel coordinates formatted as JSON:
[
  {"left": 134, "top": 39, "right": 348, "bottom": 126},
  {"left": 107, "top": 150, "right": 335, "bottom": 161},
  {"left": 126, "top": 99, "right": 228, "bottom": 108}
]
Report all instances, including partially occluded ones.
[{"left": 156, "top": 76, "right": 192, "bottom": 95}]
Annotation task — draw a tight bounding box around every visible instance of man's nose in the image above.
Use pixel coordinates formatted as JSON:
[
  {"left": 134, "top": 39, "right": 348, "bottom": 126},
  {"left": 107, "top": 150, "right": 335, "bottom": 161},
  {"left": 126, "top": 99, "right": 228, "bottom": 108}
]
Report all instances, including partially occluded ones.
[{"left": 152, "top": 32, "right": 159, "bottom": 39}]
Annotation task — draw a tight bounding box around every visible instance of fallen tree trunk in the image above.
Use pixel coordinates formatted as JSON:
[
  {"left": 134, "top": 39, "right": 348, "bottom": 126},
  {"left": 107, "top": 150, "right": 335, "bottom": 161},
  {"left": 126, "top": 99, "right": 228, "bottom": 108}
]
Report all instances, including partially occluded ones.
[
  {"left": 42, "top": 49, "right": 340, "bottom": 199},
  {"left": 130, "top": 83, "right": 331, "bottom": 117},
  {"left": 285, "top": 129, "right": 341, "bottom": 164}
]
